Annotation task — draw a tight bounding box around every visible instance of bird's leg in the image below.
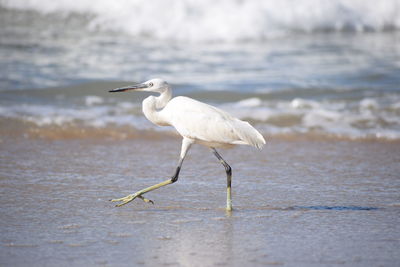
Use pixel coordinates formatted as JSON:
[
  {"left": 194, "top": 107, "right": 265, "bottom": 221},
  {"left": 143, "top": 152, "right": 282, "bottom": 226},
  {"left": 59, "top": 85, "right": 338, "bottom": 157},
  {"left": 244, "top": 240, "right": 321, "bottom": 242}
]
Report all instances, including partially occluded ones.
[
  {"left": 110, "top": 138, "right": 193, "bottom": 207},
  {"left": 110, "top": 179, "right": 175, "bottom": 207},
  {"left": 212, "top": 148, "right": 233, "bottom": 211}
]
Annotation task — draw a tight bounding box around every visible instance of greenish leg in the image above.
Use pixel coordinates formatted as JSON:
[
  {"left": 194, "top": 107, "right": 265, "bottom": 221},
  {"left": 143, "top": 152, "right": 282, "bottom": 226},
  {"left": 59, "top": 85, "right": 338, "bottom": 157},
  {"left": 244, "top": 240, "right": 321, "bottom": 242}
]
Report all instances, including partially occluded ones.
[
  {"left": 110, "top": 138, "right": 192, "bottom": 207},
  {"left": 212, "top": 148, "right": 233, "bottom": 211},
  {"left": 110, "top": 178, "right": 174, "bottom": 207},
  {"left": 226, "top": 182, "right": 232, "bottom": 211}
]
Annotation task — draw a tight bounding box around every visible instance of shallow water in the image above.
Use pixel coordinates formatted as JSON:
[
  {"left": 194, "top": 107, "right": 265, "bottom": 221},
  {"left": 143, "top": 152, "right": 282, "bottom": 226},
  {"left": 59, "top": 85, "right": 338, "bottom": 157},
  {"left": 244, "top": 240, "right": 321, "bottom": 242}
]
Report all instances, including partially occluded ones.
[
  {"left": 1, "top": 137, "right": 399, "bottom": 266},
  {"left": 1, "top": 2, "right": 400, "bottom": 266}
]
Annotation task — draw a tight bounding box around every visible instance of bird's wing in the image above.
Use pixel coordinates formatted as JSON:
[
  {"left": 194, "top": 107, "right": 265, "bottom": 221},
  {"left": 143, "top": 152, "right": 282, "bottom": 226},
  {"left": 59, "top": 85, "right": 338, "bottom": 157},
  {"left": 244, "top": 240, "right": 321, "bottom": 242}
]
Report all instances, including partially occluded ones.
[
  {"left": 228, "top": 119, "right": 266, "bottom": 149},
  {"left": 163, "top": 97, "right": 265, "bottom": 148}
]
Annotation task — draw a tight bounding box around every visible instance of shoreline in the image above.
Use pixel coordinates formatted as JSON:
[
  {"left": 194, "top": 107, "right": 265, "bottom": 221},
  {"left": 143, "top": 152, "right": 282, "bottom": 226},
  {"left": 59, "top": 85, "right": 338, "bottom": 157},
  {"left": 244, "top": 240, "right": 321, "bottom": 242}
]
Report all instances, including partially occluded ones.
[
  {"left": 2, "top": 80, "right": 400, "bottom": 143},
  {"left": 2, "top": 124, "right": 400, "bottom": 143}
]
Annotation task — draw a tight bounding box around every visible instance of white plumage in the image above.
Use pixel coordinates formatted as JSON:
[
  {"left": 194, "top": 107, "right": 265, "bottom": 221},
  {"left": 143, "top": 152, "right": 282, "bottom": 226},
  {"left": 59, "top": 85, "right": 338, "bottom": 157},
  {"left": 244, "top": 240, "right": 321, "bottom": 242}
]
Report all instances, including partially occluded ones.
[
  {"left": 161, "top": 96, "right": 265, "bottom": 149},
  {"left": 109, "top": 78, "right": 266, "bottom": 211}
]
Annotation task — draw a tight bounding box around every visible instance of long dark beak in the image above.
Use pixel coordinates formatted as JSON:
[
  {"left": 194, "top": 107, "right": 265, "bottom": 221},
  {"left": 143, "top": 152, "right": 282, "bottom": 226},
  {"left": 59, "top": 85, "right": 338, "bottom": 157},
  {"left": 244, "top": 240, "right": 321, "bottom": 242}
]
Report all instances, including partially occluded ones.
[{"left": 109, "top": 83, "right": 148, "bottom": 93}]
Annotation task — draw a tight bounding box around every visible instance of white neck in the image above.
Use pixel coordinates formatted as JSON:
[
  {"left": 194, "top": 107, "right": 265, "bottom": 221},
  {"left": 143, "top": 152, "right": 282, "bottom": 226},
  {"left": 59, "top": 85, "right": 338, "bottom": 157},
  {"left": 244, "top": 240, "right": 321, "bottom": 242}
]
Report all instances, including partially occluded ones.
[
  {"left": 142, "top": 86, "right": 172, "bottom": 126},
  {"left": 155, "top": 86, "right": 172, "bottom": 109}
]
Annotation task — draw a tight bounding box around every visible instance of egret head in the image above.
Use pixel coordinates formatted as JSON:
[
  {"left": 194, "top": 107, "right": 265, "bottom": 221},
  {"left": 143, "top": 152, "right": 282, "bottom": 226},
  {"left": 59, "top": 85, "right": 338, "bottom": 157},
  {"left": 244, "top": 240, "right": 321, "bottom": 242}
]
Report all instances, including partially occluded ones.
[{"left": 109, "top": 78, "right": 169, "bottom": 93}]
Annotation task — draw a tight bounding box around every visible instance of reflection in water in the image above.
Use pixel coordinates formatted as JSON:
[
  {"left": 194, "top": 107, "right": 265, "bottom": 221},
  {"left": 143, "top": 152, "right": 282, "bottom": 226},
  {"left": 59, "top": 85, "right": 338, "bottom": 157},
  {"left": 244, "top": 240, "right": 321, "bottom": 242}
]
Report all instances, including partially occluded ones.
[{"left": 143, "top": 212, "right": 235, "bottom": 266}]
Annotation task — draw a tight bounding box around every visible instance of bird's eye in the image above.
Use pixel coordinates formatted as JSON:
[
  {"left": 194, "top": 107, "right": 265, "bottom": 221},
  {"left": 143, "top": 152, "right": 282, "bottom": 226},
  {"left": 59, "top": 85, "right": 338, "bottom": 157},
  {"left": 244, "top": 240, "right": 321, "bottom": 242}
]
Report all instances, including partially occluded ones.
[{"left": 149, "top": 82, "right": 153, "bottom": 87}]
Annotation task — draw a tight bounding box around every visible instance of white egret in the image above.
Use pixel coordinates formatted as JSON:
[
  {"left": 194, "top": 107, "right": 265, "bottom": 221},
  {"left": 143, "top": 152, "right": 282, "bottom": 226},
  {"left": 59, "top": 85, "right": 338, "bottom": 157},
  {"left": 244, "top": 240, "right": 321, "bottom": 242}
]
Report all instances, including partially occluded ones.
[{"left": 109, "top": 78, "right": 265, "bottom": 211}]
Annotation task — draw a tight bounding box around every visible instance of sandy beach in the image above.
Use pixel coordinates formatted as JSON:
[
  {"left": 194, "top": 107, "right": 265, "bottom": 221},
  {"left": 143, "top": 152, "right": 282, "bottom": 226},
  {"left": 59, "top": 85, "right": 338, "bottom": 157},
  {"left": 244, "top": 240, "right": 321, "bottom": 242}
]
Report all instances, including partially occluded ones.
[
  {"left": 1, "top": 136, "right": 399, "bottom": 266},
  {"left": 1, "top": 1, "right": 400, "bottom": 266}
]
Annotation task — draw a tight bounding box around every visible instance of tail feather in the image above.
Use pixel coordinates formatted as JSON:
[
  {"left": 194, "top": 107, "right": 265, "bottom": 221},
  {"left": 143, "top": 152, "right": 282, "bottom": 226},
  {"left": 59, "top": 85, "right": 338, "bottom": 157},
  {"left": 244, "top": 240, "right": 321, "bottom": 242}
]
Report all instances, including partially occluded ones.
[{"left": 232, "top": 120, "right": 266, "bottom": 149}]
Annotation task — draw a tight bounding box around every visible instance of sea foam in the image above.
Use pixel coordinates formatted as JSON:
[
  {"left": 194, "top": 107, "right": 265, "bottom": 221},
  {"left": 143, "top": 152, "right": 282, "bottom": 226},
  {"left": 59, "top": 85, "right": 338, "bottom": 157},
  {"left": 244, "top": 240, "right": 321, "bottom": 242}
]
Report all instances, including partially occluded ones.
[
  {"left": 2, "top": 0, "right": 400, "bottom": 42},
  {"left": 1, "top": 94, "right": 400, "bottom": 140}
]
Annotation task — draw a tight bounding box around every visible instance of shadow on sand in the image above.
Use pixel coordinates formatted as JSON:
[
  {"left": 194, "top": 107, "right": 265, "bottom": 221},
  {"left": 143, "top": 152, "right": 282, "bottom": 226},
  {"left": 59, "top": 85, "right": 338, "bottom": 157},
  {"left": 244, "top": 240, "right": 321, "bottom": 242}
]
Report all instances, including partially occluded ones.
[{"left": 290, "top": 206, "right": 379, "bottom": 211}]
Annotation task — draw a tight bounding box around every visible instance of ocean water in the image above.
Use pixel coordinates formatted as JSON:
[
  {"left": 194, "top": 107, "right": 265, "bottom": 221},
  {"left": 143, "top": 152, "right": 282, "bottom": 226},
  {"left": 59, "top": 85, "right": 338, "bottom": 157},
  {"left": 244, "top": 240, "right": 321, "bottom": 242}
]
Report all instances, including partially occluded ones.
[
  {"left": 1, "top": 2, "right": 400, "bottom": 266},
  {"left": 0, "top": 0, "right": 400, "bottom": 141}
]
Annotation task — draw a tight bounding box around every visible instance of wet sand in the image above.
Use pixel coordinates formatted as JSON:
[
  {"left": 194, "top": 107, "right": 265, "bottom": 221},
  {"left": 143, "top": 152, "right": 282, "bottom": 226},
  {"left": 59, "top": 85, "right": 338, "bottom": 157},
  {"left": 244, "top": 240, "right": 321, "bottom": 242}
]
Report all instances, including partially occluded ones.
[{"left": 1, "top": 137, "right": 400, "bottom": 266}]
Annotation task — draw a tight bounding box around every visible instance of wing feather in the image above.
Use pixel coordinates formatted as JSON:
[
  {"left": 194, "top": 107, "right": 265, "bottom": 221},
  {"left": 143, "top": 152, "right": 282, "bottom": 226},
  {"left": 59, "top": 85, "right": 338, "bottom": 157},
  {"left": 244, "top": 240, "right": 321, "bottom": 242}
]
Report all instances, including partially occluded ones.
[{"left": 161, "top": 96, "right": 266, "bottom": 148}]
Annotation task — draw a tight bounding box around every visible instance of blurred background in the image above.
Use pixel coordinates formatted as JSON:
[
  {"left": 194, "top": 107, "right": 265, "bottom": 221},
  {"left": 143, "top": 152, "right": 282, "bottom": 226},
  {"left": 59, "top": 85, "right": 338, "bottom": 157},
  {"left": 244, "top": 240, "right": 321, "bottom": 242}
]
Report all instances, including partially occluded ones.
[
  {"left": 1, "top": 1, "right": 400, "bottom": 266},
  {"left": 0, "top": 0, "right": 399, "bottom": 141}
]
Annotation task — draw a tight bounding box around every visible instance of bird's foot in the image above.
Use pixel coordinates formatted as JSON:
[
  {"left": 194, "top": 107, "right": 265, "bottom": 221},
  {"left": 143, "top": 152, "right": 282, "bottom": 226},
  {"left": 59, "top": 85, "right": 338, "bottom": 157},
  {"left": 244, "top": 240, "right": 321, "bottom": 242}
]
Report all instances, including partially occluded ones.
[{"left": 110, "top": 193, "right": 154, "bottom": 207}]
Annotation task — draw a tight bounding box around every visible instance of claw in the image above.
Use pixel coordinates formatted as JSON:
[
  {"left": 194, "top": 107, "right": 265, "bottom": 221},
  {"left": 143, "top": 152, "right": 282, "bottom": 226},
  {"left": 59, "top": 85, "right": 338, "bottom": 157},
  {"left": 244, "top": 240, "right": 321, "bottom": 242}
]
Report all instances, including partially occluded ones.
[
  {"left": 138, "top": 195, "right": 154, "bottom": 204},
  {"left": 109, "top": 194, "right": 135, "bottom": 202},
  {"left": 110, "top": 193, "right": 154, "bottom": 207}
]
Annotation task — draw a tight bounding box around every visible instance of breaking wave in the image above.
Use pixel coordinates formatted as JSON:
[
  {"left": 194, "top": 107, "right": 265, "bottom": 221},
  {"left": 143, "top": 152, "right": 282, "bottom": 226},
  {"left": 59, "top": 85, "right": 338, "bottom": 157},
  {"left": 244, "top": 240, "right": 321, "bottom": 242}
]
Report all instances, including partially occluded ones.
[
  {"left": 1, "top": 0, "right": 400, "bottom": 42},
  {"left": 1, "top": 94, "right": 400, "bottom": 141}
]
